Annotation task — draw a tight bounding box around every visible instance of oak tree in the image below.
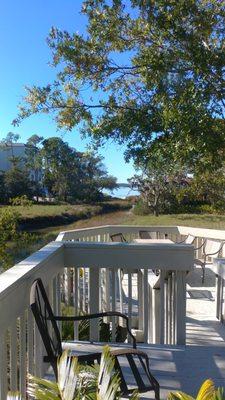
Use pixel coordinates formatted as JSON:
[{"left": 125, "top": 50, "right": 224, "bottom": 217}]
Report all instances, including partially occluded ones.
[{"left": 14, "top": 0, "right": 225, "bottom": 170}]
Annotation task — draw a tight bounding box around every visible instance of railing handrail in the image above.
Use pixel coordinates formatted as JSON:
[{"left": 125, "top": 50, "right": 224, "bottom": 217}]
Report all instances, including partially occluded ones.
[
  {"left": 177, "top": 226, "right": 225, "bottom": 240},
  {"left": 57, "top": 224, "right": 225, "bottom": 242},
  {"left": 64, "top": 241, "right": 194, "bottom": 270},
  {"left": 56, "top": 225, "right": 180, "bottom": 241},
  {"left": 0, "top": 242, "right": 64, "bottom": 301}
]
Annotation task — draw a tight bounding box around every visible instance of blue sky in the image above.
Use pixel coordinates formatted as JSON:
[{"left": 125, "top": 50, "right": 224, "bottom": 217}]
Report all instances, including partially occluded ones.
[{"left": 0, "top": 0, "right": 135, "bottom": 182}]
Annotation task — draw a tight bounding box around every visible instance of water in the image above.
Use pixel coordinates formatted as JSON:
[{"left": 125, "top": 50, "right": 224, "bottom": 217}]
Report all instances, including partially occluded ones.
[{"left": 104, "top": 186, "right": 139, "bottom": 199}]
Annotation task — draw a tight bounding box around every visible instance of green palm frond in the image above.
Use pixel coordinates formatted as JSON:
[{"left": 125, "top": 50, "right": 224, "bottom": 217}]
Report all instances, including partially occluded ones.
[
  {"left": 27, "top": 375, "right": 59, "bottom": 399},
  {"left": 168, "top": 380, "right": 225, "bottom": 400},
  {"left": 97, "top": 346, "right": 120, "bottom": 400},
  {"left": 57, "top": 351, "right": 79, "bottom": 400},
  {"left": 168, "top": 393, "right": 195, "bottom": 400},
  {"left": 213, "top": 388, "right": 225, "bottom": 400},
  {"left": 27, "top": 346, "right": 125, "bottom": 400},
  {"left": 196, "top": 379, "right": 216, "bottom": 400}
]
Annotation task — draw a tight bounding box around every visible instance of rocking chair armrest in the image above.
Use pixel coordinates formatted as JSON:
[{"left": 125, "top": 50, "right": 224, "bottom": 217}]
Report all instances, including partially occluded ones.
[
  {"left": 110, "top": 348, "right": 147, "bottom": 358},
  {"left": 52, "top": 311, "right": 136, "bottom": 348},
  {"left": 175, "top": 238, "right": 186, "bottom": 244},
  {"left": 205, "top": 249, "right": 223, "bottom": 257},
  {"left": 194, "top": 239, "right": 207, "bottom": 251},
  {"left": 194, "top": 258, "right": 205, "bottom": 266}
]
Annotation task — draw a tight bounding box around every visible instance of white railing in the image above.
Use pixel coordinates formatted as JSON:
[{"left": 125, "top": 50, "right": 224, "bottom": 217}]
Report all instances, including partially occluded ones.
[
  {"left": 58, "top": 225, "right": 225, "bottom": 340},
  {"left": 0, "top": 241, "right": 64, "bottom": 399},
  {"left": 0, "top": 225, "right": 195, "bottom": 398},
  {"left": 3, "top": 223, "right": 225, "bottom": 398}
]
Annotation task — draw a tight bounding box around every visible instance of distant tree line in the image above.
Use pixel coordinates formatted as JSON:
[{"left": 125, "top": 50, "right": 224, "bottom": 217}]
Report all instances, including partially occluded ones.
[{"left": 0, "top": 133, "right": 117, "bottom": 204}]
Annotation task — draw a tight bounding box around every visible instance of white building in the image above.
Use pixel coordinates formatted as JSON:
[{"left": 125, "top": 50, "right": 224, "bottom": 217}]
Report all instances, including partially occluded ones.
[{"left": 0, "top": 142, "right": 42, "bottom": 182}]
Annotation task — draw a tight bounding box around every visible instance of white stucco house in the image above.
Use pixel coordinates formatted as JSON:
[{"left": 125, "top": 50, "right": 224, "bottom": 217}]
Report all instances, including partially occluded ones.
[{"left": 0, "top": 142, "right": 42, "bottom": 182}]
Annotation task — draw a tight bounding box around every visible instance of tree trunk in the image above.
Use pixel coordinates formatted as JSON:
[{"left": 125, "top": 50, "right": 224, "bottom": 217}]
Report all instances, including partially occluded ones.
[{"left": 153, "top": 194, "right": 160, "bottom": 216}]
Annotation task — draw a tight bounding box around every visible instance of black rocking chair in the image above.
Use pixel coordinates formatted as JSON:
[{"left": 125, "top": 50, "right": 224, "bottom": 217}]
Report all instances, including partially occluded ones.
[{"left": 30, "top": 278, "right": 160, "bottom": 398}]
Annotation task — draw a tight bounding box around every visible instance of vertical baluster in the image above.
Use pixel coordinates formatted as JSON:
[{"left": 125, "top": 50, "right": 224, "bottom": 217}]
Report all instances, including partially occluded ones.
[
  {"left": 0, "top": 331, "right": 8, "bottom": 399},
  {"left": 83, "top": 268, "right": 87, "bottom": 312},
  {"left": 164, "top": 278, "right": 168, "bottom": 344},
  {"left": 34, "top": 322, "right": 44, "bottom": 377},
  {"left": 19, "top": 313, "right": 26, "bottom": 397},
  {"left": 138, "top": 270, "right": 144, "bottom": 331},
  {"left": 143, "top": 269, "right": 149, "bottom": 343},
  {"left": 111, "top": 269, "right": 116, "bottom": 341},
  {"left": 78, "top": 269, "right": 82, "bottom": 312},
  {"left": 57, "top": 274, "right": 62, "bottom": 334},
  {"left": 67, "top": 268, "right": 73, "bottom": 306},
  {"left": 175, "top": 271, "right": 186, "bottom": 345},
  {"left": 172, "top": 272, "right": 176, "bottom": 345},
  {"left": 87, "top": 268, "right": 90, "bottom": 313},
  {"left": 159, "top": 271, "right": 165, "bottom": 344},
  {"left": 10, "top": 320, "right": 17, "bottom": 391},
  {"left": 89, "top": 268, "right": 100, "bottom": 341},
  {"left": 128, "top": 271, "right": 132, "bottom": 324},
  {"left": 118, "top": 269, "right": 123, "bottom": 313},
  {"left": 168, "top": 273, "right": 173, "bottom": 345},
  {"left": 148, "top": 275, "right": 153, "bottom": 343},
  {"left": 222, "top": 279, "right": 225, "bottom": 322},
  {"left": 74, "top": 268, "right": 79, "bottom": 340},
  {"left": 52, "top": 276, "right": 57, "bottom": 313},
  {"left": 27, "top": 308, "right": 34, "bottom": 375},
  {"left": 216, "top": 274, "right": 221, "bottom": 320},
  {"left": 220, "top": 278, "right": 224, "bottom": 322},
  {"left": 102, "top": 268, "right": 110, "bottom": 317}
]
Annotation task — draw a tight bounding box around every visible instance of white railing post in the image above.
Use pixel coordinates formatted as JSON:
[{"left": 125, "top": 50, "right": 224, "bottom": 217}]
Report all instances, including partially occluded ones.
[
  {"left": 143, "top": 269, "right": 149, "bottom": 343},
  {"left": 89, "top": 268, "right": 100, "bottom": 341},
  {"left": 0, "top": 332, "right": 7, "bottom": 399},
  {"left": 159, "top": 271, "right": 165, "bottom": 344},
  {"left": 175, "top": 271, "right": 186, "bottom": 345},
  {"left": 10, "top": 321, "right": 18, "bottom": 391},
  {"left": 27, "top": 308, "right": 34, "bottom": 375},
  {"left": 138, "top": 270, "right": 144, "bottom": 332},
  {"left": 34, "top": 323, "right": 45, "bottom": 377},
  {"left": 19, "top": 312, "right": 26, "bottom": 397},
  {"left": 111, "top": 269, "right": 116, "bottom": 341},
  {"left": 73, "top": 268, "right": 79, "bottom": 340}
]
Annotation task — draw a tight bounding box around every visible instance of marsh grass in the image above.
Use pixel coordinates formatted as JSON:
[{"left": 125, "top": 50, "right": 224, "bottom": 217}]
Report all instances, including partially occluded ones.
[{"left": 6, "top": 209, "right": 225, "bottom": 270}]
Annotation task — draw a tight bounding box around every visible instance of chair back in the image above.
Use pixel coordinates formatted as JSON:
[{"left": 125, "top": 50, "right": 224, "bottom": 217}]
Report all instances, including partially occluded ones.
[
  {"left": 110, "top": 233, "right": 127, "bottom": 242},
  {"left": 204, "top": 239, "right": 224, "bottom": 258},
  {"left": 139, "top": 231, "right": 152, "bottom": 239},
  {"left": 30, "top": 278, "right": 62, "bottom": 375},
  {"left": 185, "top": 234, "right": 195, "bottom": 244}
]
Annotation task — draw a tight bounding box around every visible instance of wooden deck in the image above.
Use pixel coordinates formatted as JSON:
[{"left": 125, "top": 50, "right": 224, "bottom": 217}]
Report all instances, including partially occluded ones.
[{"left": 47, "top": 266, "right": 225, "bottom": 399}]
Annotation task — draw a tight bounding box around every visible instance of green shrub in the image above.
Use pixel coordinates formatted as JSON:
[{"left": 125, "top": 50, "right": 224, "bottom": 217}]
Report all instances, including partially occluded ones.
[
  {"left": 0, "top": 206, "right": 36, "bottom": 270},
  {"left": 133, "top": 199, "right": 151, "bottom": 215},
  {"left": 10, "top": 195, "right": 33, "bottom": 207}
]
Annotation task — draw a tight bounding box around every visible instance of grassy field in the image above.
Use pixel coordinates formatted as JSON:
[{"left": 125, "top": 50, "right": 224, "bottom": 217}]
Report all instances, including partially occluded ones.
[
  {"left": 4, "top": 205, "right": 225, "bottom": 270},
  {"left": 36, "top": 210, "right": 225, "bottom": 238},
  {"left": 0, "top": 200, "right": 131, "bottom": 230},
  {"left": 6, "top": 208, "right": 225, "bottom": 269},
  {"left": 122, "top": 213, "right": 225, "bottom": 230},
  {"left": 0, "top": 200, "right": 129, "bottom": 219}
]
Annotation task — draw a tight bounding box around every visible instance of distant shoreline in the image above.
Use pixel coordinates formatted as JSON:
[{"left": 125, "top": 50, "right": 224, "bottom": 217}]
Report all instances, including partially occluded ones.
[{"left": 105, "top": 185, "right": 140, "bottom": 199}]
